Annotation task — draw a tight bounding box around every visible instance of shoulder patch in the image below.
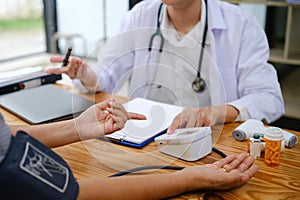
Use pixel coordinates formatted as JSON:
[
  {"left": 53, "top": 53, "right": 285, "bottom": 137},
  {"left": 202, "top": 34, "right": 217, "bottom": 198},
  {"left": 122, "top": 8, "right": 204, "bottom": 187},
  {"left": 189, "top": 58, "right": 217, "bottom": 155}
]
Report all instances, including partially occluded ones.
[{"left": 19, "top": 142, "right": 69, "bottom": 193}]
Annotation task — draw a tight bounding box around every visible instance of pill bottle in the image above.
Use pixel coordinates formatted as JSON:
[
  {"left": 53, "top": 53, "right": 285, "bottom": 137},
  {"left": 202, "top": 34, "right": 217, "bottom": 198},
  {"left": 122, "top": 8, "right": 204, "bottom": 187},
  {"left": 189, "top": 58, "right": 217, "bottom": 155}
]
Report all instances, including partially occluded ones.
[
  {"left": 264, "top": 127, "right": 284, "bottom": 165},
  {"left": 247, "top": 133, "right": 262, "bottom": 153},
  {"left": 250, "top": 133, "right": 262, "bottom": 158}
]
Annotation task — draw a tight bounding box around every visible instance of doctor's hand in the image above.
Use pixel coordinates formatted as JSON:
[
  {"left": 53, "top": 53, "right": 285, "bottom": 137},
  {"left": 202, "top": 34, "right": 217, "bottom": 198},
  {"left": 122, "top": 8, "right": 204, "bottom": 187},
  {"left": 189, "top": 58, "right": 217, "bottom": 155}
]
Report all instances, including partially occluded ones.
[
  {"left": 46, "top": 56, "right": 85, "bottom": 79},
  {"left": 167, "top": 105, "right": 239, "bottom": 134},
  {"left": 74, "top": 99, "right": 146, "bottom": 141},
  {"left": 181, "top": 153, "right": 259, "bottom": 190},
  {"left": 46, "top": 56, "right": 97, "bottom": 90}
]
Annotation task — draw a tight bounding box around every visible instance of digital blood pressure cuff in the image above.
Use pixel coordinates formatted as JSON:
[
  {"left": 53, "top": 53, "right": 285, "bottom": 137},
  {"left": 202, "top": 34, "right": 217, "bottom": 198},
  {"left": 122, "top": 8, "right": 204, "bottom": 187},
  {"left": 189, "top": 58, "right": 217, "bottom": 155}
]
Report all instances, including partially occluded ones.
[{"left": 0, "top": 131, "right": 79, "bottom": 200}]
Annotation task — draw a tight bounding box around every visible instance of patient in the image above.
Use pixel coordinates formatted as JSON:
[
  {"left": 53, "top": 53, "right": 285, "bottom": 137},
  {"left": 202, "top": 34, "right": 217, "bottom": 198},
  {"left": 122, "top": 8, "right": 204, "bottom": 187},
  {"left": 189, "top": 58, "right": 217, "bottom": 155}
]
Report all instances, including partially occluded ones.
[{"left": 0, "top": 99, "right": 258, "bottom": 200}]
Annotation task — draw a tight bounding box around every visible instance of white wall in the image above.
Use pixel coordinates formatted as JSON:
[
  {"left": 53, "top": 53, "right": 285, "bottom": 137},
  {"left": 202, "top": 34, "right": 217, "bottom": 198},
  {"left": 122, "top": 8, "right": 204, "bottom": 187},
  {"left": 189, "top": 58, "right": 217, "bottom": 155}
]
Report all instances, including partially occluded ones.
[{"left": 56, "top": 0, "right": 128, "bottom": 58}]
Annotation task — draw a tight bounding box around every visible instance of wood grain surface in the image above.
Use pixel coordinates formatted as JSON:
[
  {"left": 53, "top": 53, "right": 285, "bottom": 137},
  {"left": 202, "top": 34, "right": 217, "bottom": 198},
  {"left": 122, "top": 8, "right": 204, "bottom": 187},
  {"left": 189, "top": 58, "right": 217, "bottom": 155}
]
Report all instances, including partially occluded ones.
[{"left": 2, "top": 83, "right": 300, "bottom": 200}]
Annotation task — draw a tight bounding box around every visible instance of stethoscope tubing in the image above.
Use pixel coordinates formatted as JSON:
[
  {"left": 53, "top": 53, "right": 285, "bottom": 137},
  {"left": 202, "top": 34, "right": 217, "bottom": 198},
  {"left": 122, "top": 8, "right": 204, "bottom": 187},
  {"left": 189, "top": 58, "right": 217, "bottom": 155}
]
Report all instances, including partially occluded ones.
[
  {"left": 148, "top": 0, "right": 208, "bottom": 93},
  {"left": 148, "top": 3, "right": 164, "bottom": 52}
]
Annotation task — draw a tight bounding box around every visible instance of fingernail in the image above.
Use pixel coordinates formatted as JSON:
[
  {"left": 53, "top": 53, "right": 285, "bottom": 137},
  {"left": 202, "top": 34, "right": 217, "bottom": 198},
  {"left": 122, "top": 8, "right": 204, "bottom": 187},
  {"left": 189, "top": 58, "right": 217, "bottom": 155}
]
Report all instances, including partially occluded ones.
[{"left": 103, "top": 109, "right": 109, "bottom": 114}]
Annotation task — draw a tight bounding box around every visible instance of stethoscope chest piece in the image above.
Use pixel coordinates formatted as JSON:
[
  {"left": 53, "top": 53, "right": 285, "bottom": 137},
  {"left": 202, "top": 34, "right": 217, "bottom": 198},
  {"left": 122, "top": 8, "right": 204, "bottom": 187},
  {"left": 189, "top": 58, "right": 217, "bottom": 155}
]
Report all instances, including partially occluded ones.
[
  {"left": 192, "top": 77, "right": 206, "bottom": 92},
  {"left": 151, "top": 0, "right": 208, "bottom": 93}
]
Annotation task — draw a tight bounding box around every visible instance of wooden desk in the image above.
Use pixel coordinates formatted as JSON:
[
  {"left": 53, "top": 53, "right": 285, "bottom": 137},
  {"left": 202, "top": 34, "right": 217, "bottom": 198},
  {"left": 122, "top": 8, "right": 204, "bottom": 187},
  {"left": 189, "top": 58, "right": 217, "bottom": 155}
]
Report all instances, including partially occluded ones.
[{"left": 2, "top": 83, "right": 300, "bottom": 199}]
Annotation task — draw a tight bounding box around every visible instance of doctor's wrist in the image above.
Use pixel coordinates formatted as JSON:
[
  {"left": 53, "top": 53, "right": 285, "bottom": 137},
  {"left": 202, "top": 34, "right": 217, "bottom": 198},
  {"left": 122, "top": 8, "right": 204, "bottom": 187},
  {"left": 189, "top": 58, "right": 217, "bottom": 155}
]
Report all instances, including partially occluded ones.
[
  {"left": 218, "top": 105, "right": 239, "bottom": 123},
  {"left": 77, "top": 63, "right": 97, "bottom": 90},
  {"left": 212, "top": 105, "right": 239, "bottom": 124}
]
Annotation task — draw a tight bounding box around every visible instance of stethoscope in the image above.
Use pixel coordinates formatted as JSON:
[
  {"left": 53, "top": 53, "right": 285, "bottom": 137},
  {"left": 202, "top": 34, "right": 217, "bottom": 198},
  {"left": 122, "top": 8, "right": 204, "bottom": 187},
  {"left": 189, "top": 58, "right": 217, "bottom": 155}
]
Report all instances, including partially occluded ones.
[{"left": 148, "top": 0, "right": 208, "bottom": 93}]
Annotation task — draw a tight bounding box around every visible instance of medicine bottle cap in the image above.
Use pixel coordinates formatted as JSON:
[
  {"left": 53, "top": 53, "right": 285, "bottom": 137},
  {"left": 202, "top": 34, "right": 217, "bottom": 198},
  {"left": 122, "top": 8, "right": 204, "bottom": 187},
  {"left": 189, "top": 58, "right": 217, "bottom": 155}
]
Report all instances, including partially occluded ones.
[
  {"left": 264, "top": 127, "right": 284, "bottom": 141},
  {"left": 253, "top": 133, "right": 260, "bottom": 139}
]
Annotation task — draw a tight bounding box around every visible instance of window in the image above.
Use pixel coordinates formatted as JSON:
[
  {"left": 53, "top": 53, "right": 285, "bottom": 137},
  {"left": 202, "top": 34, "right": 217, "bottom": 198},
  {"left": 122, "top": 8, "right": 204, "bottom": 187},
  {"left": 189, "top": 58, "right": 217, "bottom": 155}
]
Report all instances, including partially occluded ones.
[
  {"left": 0, "top": 0, "right": 130, "bottom": 62},
  {"left": 0, "top": 0, "right": 46, "bottom": 61}
]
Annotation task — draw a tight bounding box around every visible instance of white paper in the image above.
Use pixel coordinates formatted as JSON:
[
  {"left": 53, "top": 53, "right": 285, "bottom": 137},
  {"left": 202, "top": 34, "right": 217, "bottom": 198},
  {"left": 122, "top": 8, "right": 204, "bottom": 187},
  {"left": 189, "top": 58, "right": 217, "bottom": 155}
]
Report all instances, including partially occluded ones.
[{"left": 106, "top": 98, "right": 183, "bottom": 144}]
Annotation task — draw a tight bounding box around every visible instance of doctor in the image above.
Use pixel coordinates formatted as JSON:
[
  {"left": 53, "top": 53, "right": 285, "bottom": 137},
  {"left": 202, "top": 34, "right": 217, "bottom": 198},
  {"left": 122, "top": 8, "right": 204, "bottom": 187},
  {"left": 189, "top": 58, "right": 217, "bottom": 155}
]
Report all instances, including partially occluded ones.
[{"left": 47, "top": 0, "right": 284, "bottom": 131}]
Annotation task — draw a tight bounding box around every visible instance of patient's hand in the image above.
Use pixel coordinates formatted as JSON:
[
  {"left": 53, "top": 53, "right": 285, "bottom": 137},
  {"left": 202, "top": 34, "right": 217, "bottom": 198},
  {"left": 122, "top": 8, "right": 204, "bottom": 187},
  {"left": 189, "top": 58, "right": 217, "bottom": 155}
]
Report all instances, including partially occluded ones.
[
  {"left": 74, "top": 99, "right": 146, "bottom": 140},
  {"left": 181, "top": 153, "right": 259, "bottom": 190}
]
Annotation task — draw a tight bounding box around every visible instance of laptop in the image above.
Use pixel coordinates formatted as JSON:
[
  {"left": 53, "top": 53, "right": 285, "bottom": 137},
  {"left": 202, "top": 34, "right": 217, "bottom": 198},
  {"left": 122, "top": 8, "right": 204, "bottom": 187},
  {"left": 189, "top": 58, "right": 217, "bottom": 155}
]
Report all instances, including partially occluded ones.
[{"left": 0, "top": 84, "right": 95, "bottom": 124}]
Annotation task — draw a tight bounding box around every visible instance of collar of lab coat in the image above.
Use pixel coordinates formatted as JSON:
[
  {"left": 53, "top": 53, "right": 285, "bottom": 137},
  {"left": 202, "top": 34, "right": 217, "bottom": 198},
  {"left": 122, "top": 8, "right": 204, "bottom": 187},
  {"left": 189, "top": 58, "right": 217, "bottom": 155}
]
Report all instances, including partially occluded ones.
[
  {"left": 208, "top": 0, "right": 227, "bottom": 30},
  {"left": 160, "top": 0, "right": 207, "bottom": 48},
  {"left": 159, "top": 0, "right": 227, "bottom": 47}
]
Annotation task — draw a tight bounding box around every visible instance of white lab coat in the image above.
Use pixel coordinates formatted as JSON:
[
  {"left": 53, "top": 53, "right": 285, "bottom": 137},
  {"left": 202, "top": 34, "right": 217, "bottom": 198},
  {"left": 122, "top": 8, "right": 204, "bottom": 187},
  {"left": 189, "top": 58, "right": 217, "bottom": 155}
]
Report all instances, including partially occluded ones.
[{"left": 74, "top": 0, "right": 284, "bottom": 123}]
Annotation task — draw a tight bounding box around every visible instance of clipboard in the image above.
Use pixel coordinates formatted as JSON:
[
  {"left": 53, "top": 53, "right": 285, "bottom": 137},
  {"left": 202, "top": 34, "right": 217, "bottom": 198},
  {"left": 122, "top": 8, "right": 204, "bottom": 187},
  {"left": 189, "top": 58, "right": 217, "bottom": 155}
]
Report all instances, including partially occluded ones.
[
  {"left": 103, "top": 98, "right": 183, "bottom": 148},
  {"left": 104, "top": 129, "right": 167, "bottom": 148}
]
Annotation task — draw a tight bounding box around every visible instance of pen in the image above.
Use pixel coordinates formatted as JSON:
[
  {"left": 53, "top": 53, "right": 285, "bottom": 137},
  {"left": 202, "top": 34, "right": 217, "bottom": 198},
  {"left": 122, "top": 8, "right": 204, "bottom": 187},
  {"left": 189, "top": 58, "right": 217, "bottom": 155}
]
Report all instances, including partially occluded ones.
[{"left": 62, "top": 47, "right": 72, "bottom": 67}]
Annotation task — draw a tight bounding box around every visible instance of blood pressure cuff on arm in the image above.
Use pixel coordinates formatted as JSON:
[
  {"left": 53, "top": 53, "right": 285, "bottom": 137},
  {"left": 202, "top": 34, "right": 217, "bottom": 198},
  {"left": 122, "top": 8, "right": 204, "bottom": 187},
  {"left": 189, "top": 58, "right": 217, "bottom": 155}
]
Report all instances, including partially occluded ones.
[{"left": 0, "top": 131, "right": 79, "bottom": 200}]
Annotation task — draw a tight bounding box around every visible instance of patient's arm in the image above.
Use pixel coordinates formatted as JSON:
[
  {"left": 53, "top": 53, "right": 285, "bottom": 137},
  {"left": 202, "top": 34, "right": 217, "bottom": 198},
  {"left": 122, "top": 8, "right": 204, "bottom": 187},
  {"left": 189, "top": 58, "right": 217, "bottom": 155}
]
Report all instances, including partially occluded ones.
[{"left": 9, "top": 99, "right": 145, "bottom": 148}]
